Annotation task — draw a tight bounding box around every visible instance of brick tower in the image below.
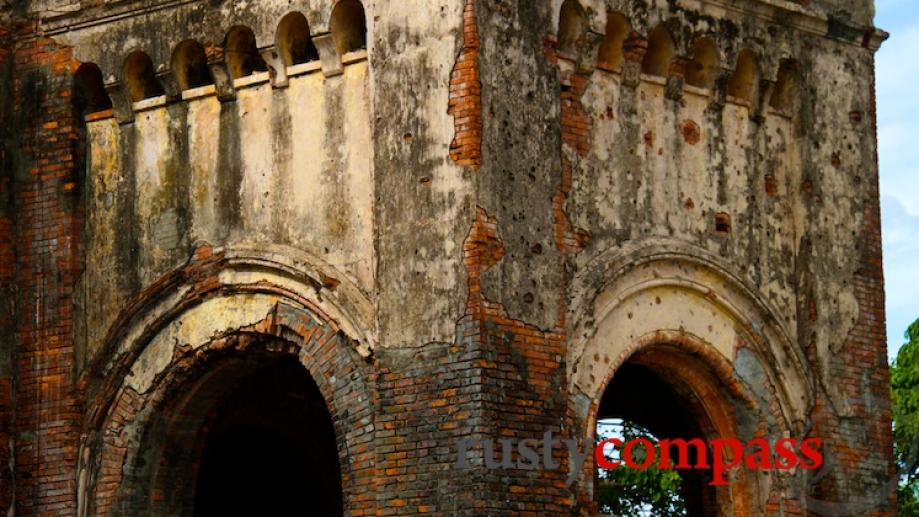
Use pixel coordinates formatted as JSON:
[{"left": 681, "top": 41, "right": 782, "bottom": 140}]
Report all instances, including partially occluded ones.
[{"left": 0, "top": 0, "right": 893, "bottom": 514}]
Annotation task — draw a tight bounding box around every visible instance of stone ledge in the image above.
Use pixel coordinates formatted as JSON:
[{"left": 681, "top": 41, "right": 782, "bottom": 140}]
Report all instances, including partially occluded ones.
[
  {"left": 32, "top": 0, "right": 887, "bottom": 51},
  {"left": 687, "top": 0, "right": 888, "bottom": 49}
]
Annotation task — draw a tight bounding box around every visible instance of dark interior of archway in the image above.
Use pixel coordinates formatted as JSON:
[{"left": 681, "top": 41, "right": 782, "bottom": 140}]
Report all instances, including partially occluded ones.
[
  {"left": 598, "top": 361, "right": 718, "bottom": 517},
  {"left": 193, "top": 357, "right": 342, "bottom": 516}
]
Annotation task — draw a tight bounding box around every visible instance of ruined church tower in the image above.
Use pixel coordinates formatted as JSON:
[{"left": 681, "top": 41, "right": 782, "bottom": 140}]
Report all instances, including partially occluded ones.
[{"left": 0, "top": 0, "right": 894, "bottom": 514}]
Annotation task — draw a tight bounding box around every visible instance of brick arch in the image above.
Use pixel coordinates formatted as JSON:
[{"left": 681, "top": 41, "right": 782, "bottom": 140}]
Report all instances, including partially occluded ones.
[
  {"left": 76, "top": 246, "right": 376, "bottom": 516},
  {"left": 80, "top": 296, "right": 375, "bottom": 516},
  {"left": 586, "top": 337, "right": 756, "bottom": 515},
  {"left": 568, "top": 241, "right": 812, "bottom": 432},
  {"left": 568, "top": 245, "right": 814, "bottom": 514}
]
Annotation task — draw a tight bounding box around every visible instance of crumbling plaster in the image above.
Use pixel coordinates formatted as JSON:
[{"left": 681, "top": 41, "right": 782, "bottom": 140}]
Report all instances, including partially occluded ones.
[{"left": 7, "top": 0, "right": 887, "bottom": 511}]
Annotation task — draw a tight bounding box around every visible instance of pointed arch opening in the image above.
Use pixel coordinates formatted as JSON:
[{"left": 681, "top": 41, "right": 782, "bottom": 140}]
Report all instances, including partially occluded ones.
[
  {"left": 73, "top": 63, "right": 112, "bottom": 116},
  {"left": 330, "top": 0, "right": 367, "bottom": 55},
  {"left": 727, "top": 49, "right": 757, "bottom": 103},
  {"left": 172, "top": 40, "right": 213, "bottom": 91},
  {"left": 597, "top": 11, "right": 629, "bottom": 71},
  {"left": 642, "top": 25, "right": 674, "bottom": 77},
  {"left": 123, "top": 51, "right": 165, "bottom": 102},
  {"left": 557, "top": 0, "right": 586, "bottom": 56},
  {"left": 225, "top": 26, "right": 268, "bottom": 80},
  {"left": 685, "top": 37, "right": 719, "bottom": 90},
  {"left": 277, "top": 12, "right": 320, "bottom": 66}
]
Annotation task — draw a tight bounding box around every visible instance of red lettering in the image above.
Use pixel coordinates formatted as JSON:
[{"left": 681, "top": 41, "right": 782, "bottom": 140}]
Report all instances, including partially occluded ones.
[
  {"left": 799, "top": 438, "right": 823, "bottom": 470},
  {"left": 774, "top": 438, "right": 799, "bottom": 470},
  {"left": 623, "top": 438, "right": 656, "bottom": 469},
  {"left": 744, "top": 437, "right": 773, "bottom": 469},
  {"left": 710, "top": 438, "right": 743, "bottom": 486},
  {"left": 595, "top": 438, "right": 622, "bottom": 469},
  {"left": 658, "top": 438, "right": 708, "bottom": 469}
]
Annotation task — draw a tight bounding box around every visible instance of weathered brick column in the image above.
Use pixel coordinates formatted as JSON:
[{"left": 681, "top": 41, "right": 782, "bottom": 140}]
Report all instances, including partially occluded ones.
[{"left": 3, "top": 28, "right": 83, "bottom": 515}]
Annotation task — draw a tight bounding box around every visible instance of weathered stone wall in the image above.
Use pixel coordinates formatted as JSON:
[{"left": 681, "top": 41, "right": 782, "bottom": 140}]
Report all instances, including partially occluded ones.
[
  {"left": 0, "top": 0, "right": 894, "bottom": 514},
  {"left": 78, "top": 57, "right": 374, "bottom": 363}
]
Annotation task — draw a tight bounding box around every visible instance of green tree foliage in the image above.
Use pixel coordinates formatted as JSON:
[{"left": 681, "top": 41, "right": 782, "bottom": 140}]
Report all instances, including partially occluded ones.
[
  {"left": 597, "top": 420, "right": 687, "bottom": 516},
  {"left": 892, "top": 319, "right": 919, "bottom": 516}
]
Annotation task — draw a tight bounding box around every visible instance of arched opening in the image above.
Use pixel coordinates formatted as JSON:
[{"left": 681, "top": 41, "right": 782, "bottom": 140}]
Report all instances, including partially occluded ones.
[
  {"left": 73, "top": 63, "right": 112, "bottom": 116},
  {"left": 172, "top": 40, "right": 213, "bottom": 91},
  {"left": 597, "top": 418, "right": 689, "bottom": 516},
  {"left": 642, "top": 25, "right": 674, "bottom": 77},
  {"left": 330, "top": 0, "right": 367, "bottom": 55},
  {"left": 277, "top": 12, "right": 320, "bottom": 66},
  {"left": 123, "top": 51, "right": 165, "bottom": 102},
  {"left": 727, "top": 49, "right": 757, "bottom": 103},
  {"left": 769, "top": 59, "right": 800, "bottom": 111},
  {"left": 685, "top": 37, "right": 718, "bottom": 89},
  {"left": 597, "top": 11, "right": 629, "bottom": 71},
  {"left": 193, "top": 356, "right": 342, "bottom": 515},
  {"left": 225, "top": 26, "right": 268, "bottom": 80},
  {"left": 572, "top": 256, "right": 813, "bottom": 517},
  {"left": 557, "top": 0, "right": 585, "bottom": 56},
  {"left": 72, "top": 63, "right": 109, "bottom": 200},
  {"left": 124, "top": 340, "right": 343, "bottom": 515},
  {"left": 596, "top": 345, "right": 742, "bottom": 516}
]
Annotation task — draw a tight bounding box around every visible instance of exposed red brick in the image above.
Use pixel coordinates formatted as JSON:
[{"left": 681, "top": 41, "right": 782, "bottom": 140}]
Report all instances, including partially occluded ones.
[
  {"left": 86, "top": 300, "right": 376, "bottom": 515},
  {"left": 0, "top": 379, "right": 11, "bottom": 511},
  {"left": 764, "top": 174, "right": 778, "bottom": 197},
  {"left": 682, "top": 119, "right": 701, "bottom": 145},
  {"left": 4, "top": 31, "right": 83, "bottom": 516},
  {"left": 549, "top": 37, "right": 590, "bottom": 331},
  {"left": 553, "top": 157, "right": 589, "bottom": 257},
  {"left": 560, "top": 73, "right": 592, "bottom": 156},
  {"left": 0, "top": 23, "right": 15, "bottom": 512},
  {"left": 801, "top": 68, "right": 895, "bottom": 515},
  {"left": 448, "top": 0, "right": 482, "bottom": 169},
  {"left": 0, "top": 4, "right": 894, "bottom": 516},
  {"left": 459, "top": 205, "right": 571, "bottom": 511},
  {"left": 623, "top": 32, "right": 649, "bottom": 64}
]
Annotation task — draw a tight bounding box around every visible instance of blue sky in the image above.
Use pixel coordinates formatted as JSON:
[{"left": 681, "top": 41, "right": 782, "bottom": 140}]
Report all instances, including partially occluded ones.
[{"left": 876, "top": 0, "right": 919, "bottom": 360}]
